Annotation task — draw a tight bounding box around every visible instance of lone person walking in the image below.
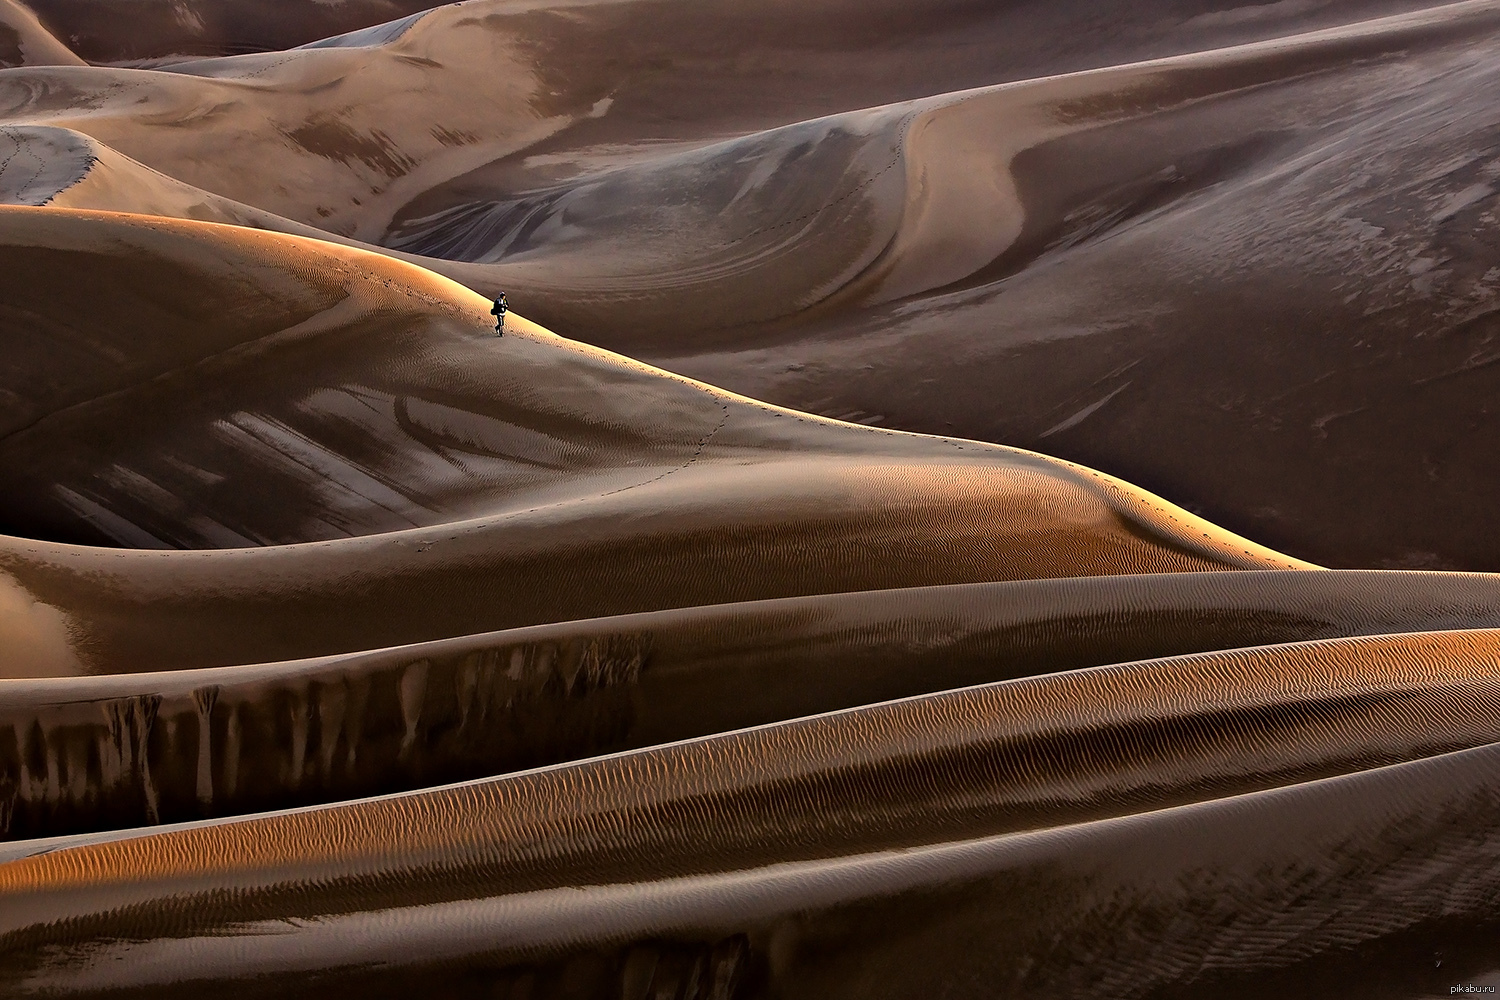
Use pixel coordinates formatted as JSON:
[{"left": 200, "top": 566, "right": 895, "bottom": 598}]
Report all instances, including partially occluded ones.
[{"left": 490, "top": 292, "right": 509, "bottom": 335}]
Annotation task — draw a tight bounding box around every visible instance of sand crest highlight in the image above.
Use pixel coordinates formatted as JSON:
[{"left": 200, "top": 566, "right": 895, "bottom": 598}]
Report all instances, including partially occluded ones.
[{"left": 2, "top": 0, "right": 1500, "bottom": 996}]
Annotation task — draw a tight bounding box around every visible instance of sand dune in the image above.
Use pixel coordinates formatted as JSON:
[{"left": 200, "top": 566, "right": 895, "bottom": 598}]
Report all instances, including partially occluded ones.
[
  {"left": 0, "top": 7, "right": 551, "bottom": 240},
  {"left": 0, "top": 568, "right": 1495, "bottom": 840},
  {"left": 23, "top": 0, "right": 427, "bottom": 62},
  {"left": 4, "top": 0, "right": 1500, "bottom": 995},
  {"left": 0, "top": 124, "right": 305, "bottom": 225},
  {"left": 8, "top": 628, "right": 1500, "bottom": 995},
  {"left": 11, "top": 744, "right": 1497, "bottom": 997},
  {"left": 7, "top": 1, "right": 1493, "bottom": 330},
  {"left": 0, "top": 206, "right": 1307, "bottom": 675},
  {"left": 2, "top": 1, "right": 1498, "bottom": 567},
  {"left": 0, "top": 0, "right": 79, "bottom": 69},
  {"left": 646, "top": 2, "right": 1500, "bottom": 568}
]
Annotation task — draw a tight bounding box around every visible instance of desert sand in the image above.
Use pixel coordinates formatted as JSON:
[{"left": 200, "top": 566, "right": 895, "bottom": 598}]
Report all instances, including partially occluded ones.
[{"left": 2, "top": 0, "right": 1499, "bottom": 996}]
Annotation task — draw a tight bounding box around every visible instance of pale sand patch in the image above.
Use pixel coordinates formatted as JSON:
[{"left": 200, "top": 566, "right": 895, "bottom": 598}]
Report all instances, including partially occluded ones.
[{"left": 0, "top": 572, "right": 81, "bottom": 678}]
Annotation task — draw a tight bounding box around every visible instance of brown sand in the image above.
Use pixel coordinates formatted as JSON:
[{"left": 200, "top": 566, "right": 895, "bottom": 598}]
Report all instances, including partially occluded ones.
[
  {"left": 0, "top": 0, "right": 79, "bottom": 68},
  {"left": 1, "top": 0, "right": 1496, "bottom": 566},
  {"left": 3, "top": 0, "right": 1500, "bottom": 997},
  {"left": 8, "top": 629, "right": 1500, "bottom": 995},
  {"left": 5, "top": 568, "right": 1500, "bottom": 839},
  {"left": 0, "top": 206, "right": 1309, "bottom": 675}
]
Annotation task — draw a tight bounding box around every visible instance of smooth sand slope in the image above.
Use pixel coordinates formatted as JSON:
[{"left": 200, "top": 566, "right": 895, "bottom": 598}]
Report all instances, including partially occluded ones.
[
  {"left": 1, "top": 0, "right": 1497, "bottom": 566},
  {"left": 0, "top": 0, "right": 79, "bottom": 69},
  {"left": 4, "top": 0, "right": 1500, "bottom": 997},
  {"left": 667, "top": 2, "right": 1500, "bottom": 571},
  {"left": 0, "top": 205, "right": 1496, "bottom": 997},
  {"left": 5, "top": 0, "right": 1492, "bottom": 325},
  {"left": 0, "top": 206, "right": 1308, "bottom": 677},
  {"left": 8, "top": 629, "right": 1500, "bottom": 996},
  {"left": 4, "top": 568, "right": 1500, "bottom": 840}
]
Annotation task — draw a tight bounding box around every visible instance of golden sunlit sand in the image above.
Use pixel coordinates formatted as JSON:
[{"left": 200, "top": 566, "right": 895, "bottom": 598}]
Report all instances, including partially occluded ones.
[{"left": 2, "top": 0, "right": 1499, "bottom": 996}]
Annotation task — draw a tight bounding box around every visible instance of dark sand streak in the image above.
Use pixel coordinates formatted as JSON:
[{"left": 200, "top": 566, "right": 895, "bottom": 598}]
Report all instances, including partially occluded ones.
[{"left": 2, "top": 2, "right": 1500, "bottom": 998}]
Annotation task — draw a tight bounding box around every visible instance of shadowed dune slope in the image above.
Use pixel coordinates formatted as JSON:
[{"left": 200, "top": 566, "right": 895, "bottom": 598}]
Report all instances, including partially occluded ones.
[
  {"left": 15, "top": 743, "right": 1497, "bottom": 1000},
  {"left": 18, "top": 0, "right": 1458, "bottom": 67},
  {"left": 637, "top": 1, "right": 1500, "bottom": 569},
  {"left": 7, "top": 628, "right": 1500, "bottom": 996},
  {"left": 2, "top": 568, "right": 1499, "bottom": 840},
  {"left": 2, "top": 1, "right": 1499, "bottom": 566},
  {"left": 7, "top": 1, "right": 1500, "bottom": 997},
  {"left": 389, "top": 0, "right": 1500, "bottom": 338},
  {"left": 0, "top": 206, "right": 1306, "bottom": 677},
  {"left": 23, "top": 0, "right": 427, "bottom": 62},
  {"left": 0, "top": 0, "right": 79, "bottom": 68},
  {"left": 4, "top": 0, "right": 1494, "bottom": 333}
]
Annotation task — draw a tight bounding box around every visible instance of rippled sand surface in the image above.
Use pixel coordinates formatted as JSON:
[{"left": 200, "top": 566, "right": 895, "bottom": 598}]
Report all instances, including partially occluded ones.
[{"left": 2, "top": 0, "right": 1499, "bottom": 996}]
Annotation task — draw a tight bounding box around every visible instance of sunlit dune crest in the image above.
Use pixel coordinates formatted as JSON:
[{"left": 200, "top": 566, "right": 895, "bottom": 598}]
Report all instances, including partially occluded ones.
[
  {"left": 2, "top": 0, "right": 1499, "bottom": 995},
  {"left": 0, "top": 0, "right": 79, "bottom": 69}
]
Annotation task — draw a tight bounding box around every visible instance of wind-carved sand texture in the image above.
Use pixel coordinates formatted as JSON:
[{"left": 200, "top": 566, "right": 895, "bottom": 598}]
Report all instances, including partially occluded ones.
[{"left": 2, "top": 0, "right": 1500, "bottom": 997}]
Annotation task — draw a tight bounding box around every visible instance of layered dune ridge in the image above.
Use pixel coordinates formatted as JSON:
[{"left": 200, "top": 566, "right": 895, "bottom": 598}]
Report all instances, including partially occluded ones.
[{"left": 2, "top": 0, "right": 1500, "bottom": 996}]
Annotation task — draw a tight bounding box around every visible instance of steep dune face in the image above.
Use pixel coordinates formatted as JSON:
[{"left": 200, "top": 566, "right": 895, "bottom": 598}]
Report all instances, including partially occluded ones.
[
  {"left": 4, "top": 568, "right": 1500, "bottom": 840},
  {"left": 0, "top": 123, "right": 90, "bottom": 202},
  {"left": 5, "top": 1, "right": 1500, "bottom": 997},
  {"left": 22, "top": 0, "right": 427, "bottom": 62},
  {"left": 651, "top": 1, "right": 1500, "bottom": 569},
  {"left": 0, "top": 0, "right": 80, "bottom": 69},
  {"left": 388, "top": 0, "right": 1500, "bottom": 333},
  {"left": 2, "top": 1, "right": 1497, "bottom": 567},
  {"left": 0, "top": 206, "right": 1306, "bottom": 676},
  {"left": 8, "top": 629, "right": 1500, "bottom": 996},
  {"left": 392, "top": 105, "right": 915, "bottom": 332}
]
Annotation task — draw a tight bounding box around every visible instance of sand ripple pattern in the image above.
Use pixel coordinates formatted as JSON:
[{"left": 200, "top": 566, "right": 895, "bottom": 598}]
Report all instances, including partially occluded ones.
[{"left": 2, "top": 1, "right": 1500, "bottom": 997}]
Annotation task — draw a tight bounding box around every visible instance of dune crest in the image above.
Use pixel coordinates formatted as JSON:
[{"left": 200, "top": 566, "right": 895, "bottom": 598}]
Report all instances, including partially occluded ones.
[
  {"left": 8, "top": 627, "right": 1500, "bottom": 994},
  {"left": 5, "top": 0, "right": 1500, "bottom": 996},
  {"left": 6, "top": 568, "right": 1500, "bottom": 840},
  {"left": 0, "top": 4, "right": 585, "bottom": 239},
  {"left": 0, "top": 0, "right": 80, "bottom": 69},
  {"left": 6, "top": 0, "right": 1497, "bottom": 360},
  {"left": 0, "top": 206, "right": 1311, "bottom": 676}
]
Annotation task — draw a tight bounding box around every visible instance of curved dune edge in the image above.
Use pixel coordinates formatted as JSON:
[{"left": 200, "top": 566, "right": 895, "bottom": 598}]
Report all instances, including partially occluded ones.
[
  {"left": 0, "top": 205, "right": 1312, "bottom": 680},
  {"left": 0, "top": 125, "right": 92, "bottom": 205},
  {"left": 0, "top": 3, "right": 572, "bottom": 240},
  {"left": 1, "top": 1, "right": 1497, "bottom": 338},
  {"left": 5, "top": 568, "right": 1500, "bottom": 840},
  {"left": 419, "top": 0, "right": 1500, "bottom": 329},
  {"left": 2, "top": 125, "right": 301, "bottom": 223},
  {"left": 6, "top": 4, "right": 1500, "bottom": 995},
  {"left": 4, "top": 2, "right": 1497, "bottom": 574},
  {"left": 11, "top": 741, "right": 1495, "bottom": 997},
  {"left": 0, "top": 0, "right": 80, "bottom": 69},
  {"left": 5, "top": 627, "right": 1500, "bottom": 992}
]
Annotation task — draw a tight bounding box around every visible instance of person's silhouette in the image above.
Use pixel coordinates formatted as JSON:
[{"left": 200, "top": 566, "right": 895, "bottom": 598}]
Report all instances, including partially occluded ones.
[{"left": 490, "top": 293, "right": 509, "bottom": 335}]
